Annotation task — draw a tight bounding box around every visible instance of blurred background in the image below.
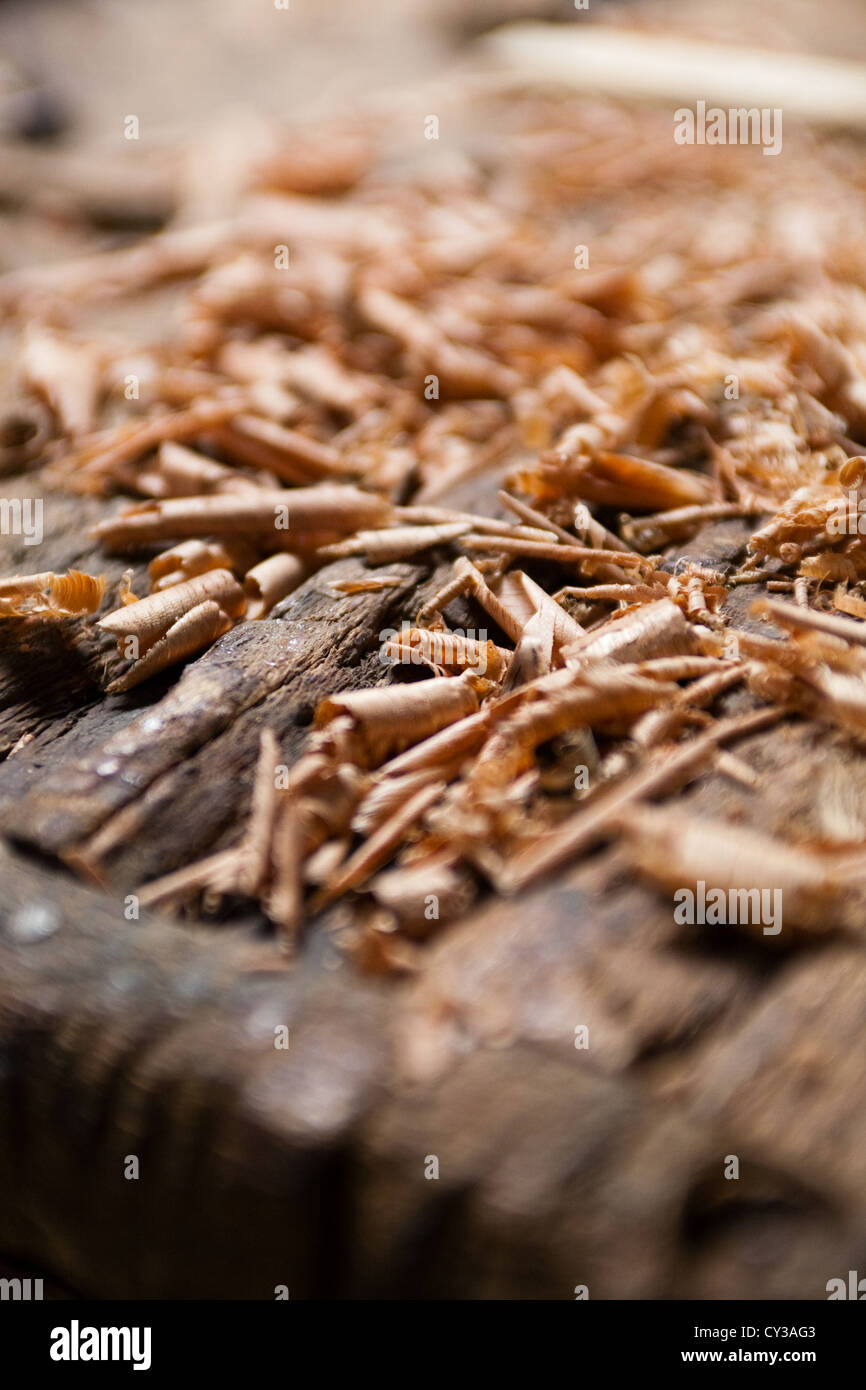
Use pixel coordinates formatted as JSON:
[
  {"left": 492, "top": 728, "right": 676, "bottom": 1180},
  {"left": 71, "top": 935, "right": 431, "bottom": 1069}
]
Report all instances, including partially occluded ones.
[
  {"left": 2, "top": 0, "right": 866, "bottom": 150},
  {"left": 1, "top": 0, "right": 864, "bottom": 306}
]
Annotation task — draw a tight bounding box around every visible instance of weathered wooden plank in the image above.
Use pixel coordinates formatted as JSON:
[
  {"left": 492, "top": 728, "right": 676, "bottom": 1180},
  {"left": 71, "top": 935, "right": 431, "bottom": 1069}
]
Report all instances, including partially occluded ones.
[
  {"left": 1, "top": 491, "right": 866, "bottom": 1299},
  {"left": 0, "top": 841, "right": 387, "bottom": 1297},
  {"left": 0, "top": 558, "right": 440, "bottom": 859}
]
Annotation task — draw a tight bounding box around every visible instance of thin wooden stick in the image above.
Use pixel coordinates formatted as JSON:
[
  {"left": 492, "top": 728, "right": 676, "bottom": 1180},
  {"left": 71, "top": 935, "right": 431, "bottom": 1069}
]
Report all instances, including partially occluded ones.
[
  {"left": 484, "top": 24, "right": 866, "bottom": 129},
  {"left": 503, "top": 706, "right": 784, "bottom": 893}
]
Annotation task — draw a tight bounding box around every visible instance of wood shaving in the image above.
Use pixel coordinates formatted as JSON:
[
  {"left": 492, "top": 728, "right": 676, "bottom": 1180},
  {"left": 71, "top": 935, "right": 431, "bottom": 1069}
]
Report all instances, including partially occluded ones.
[
  {"left": 243, "top": 552, "right": 306, "bottom": 619},
  {"left": 105, "top": 599, "right": 233, "bottom": 692},
  {"left": 7, "top": 92, "right": 866, "bottom": 956},
  {"left": 0, "top": 569, "right": 105, "bottom": 617},
  {"left": 99, "top": 567, "right": 245, "bottom": 652}
]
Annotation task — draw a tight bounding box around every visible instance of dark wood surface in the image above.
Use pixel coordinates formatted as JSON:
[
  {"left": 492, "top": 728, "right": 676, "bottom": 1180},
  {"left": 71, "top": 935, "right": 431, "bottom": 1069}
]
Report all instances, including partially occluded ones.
[{"left": 1, "top": 476, "right": 865, "bottom": 1300}]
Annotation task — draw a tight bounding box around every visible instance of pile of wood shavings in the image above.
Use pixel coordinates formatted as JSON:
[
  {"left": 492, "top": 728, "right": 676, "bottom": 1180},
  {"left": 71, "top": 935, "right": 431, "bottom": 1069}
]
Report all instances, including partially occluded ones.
[{"left": 5, "top": 97, "right": 866, "bottom": 959}]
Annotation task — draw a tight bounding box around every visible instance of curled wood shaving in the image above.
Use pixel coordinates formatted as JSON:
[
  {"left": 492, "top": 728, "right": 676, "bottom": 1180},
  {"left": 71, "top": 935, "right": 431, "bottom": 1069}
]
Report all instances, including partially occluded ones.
[
  {"left": 263, "top": 800, "right": 304, "bottom": 944},
  {"left": 516, "top": 448, "right": 714, "bottom": 513},
  {"left": 211, "top": 414, "right": 345, "bottom": 483},
  {"left": 0, "top": 569, "right": 105, "bottom": 618},
  {"left": 149, "top": 441, "right": 265, "bottom": 497},
  {"left": 243, "top": 552, "right": 306, "bottom": 619},
  {"left": 618, "top": 804, "right": 849, "bottom": 936},
  {"left": 93, "top": 485, "right": 391, "bottom": 550},
  {"left": 563, "top": 597, "right": 704, "bottom": 668},
  {"left": 382, "top": 627, "right": 509, "bottom": 680},
  {"left": 318, "top": 522, "right": 470, "bottom": 563},
  {"left": 234, "top": 727, "right": 282, "bottom": 898},
  {"left": 106, "top": 600, "right": 233, "bottom": 693},
  {"left": 59, "top": 397, "right": 247, "bottom": 492},
  {"left": 460, "top": 533, "right": 644, "bottom": 571},
  {"left": 99, "top": 567, "right": 245, "bottom": 654},
  {"left": 470, "top": 669, "right": 682, "bottom": 790},
  {"left": 314, "top": 671, "right": 486, "bottom": 767},
  {"left": 22, "top": 324, "right": 104, "bottom": 437},
  {"left": 12, "top": 95, "right": 866, "bottom": 956},
  {"left": 753, "top": 595, "right": 866, "bottom": 648},
  {"left": 148, "top": 537, "right": 257, "bottom": 591},
  {"left": 621, "top": 502, "right": 758, "bottom": 552}
]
